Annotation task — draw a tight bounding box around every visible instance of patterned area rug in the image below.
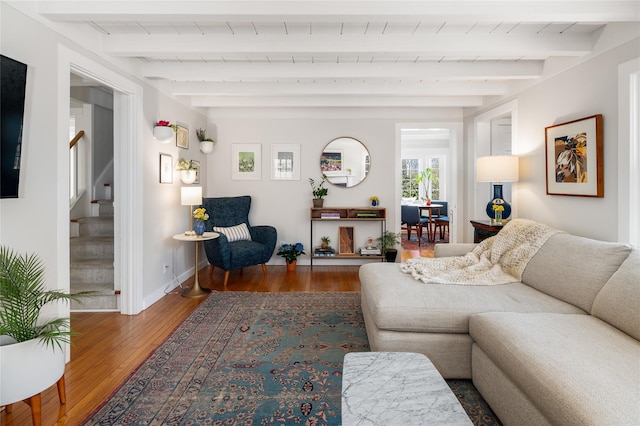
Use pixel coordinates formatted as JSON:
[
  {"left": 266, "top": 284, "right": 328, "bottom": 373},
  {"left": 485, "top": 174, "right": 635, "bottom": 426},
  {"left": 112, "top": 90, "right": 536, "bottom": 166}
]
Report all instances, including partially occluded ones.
[
  {"left": 83, "top": 292, "right": 500, "bottom": 426},
  {"left": 402, "top": 231, "right": 449, "bottom": 251}
]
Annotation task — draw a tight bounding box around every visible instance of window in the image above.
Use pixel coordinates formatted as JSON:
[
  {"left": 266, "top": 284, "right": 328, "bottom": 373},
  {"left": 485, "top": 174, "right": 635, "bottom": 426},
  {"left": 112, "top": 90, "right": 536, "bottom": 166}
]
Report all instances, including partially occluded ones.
[{"left": 402, "top": 158, "right": 420, "bottom": 198}]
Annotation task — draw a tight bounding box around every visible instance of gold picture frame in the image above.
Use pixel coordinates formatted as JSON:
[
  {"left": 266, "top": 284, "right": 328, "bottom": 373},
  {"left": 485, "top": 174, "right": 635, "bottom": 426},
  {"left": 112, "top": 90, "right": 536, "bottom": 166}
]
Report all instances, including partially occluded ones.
[{"left": 176, "top": 125, "right": 189, "bottom": 149}]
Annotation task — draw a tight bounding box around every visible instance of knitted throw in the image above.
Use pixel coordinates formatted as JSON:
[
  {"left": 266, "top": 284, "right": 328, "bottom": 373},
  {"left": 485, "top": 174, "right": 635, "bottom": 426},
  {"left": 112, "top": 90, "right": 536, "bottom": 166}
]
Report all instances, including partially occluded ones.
[{"left": 400, "top": 219, "right": 561, "bottom": 285}]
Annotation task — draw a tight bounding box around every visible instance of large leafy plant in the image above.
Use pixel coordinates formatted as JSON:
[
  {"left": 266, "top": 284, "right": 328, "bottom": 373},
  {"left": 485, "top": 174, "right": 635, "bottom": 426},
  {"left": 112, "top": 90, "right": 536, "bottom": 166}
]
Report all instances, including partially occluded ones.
[{"left": 0, "top": 246, "right": 89, "bottom": 349}]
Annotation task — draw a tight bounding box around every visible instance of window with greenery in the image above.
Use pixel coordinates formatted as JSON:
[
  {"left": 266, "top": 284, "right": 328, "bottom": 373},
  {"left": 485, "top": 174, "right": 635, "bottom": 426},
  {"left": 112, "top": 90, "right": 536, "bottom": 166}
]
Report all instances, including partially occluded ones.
[
  {"left": 402, "top": 159, "right": 420, "bottom": 198},
  {"left": 429, "top": 157, "right": 441, "bottom": 200}
]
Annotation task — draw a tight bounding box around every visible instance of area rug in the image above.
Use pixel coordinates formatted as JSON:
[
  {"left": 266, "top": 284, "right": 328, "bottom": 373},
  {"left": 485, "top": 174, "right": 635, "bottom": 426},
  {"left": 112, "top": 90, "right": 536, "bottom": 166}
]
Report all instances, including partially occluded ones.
[
  {"left": 83, "top": 292, "right": 499, "bottom": 426},
  {"left": 402, "top": 231, "right": 449, "bottom": 251}
]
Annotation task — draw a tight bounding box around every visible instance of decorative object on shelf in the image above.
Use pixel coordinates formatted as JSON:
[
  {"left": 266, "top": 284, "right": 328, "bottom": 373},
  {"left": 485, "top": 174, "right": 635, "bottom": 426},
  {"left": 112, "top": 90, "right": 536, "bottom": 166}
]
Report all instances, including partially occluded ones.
[
  {"left": 181, "top": 186, "right": 202, "bottom": 231},
  {"left": 277, "top": 243, "right": 305, "bottom": 270},
  {"left": 376, "top": 231, "right": 401, "bottom": 263},
  {"left": 309, "top": 176, "right": 328, "bottom": 208},
  {"left": 159, "top": 153, "right": 173, "bottom": 184},
  {"left": 416, "top": 167, "right": 436, "bottom": 205},
  {"left": 339, "top": 226, "right": 355, "bottom": 255},
  {"left": 154, "top": 120, "right": 177, "bottom": 144},
  {"left": 545, "top": 114, "right": 603, "bottom": 197},
  {"left": 477, "top": 155, "right": 519, "bottom": 219},
  {"left": 370, "top": 196, "right": 379, "bottom": 207},
  {"left": 492, "top": 204, "right": 504, "bottom": 225},
  {"left": 196, "top": 128, "right": 215, "bottom": 154},
  {"left": 192, "top": 208, "right": 209, "bottom": 236},
  {"left": 176, "top": 125, "right": 189, "bottom": 149},
  {"left": 177, "top": 158, "right": 197, "bottom": 184},
  {"left": 366, "top": 236, "right": 374, "bottom": 249},
  {"left": 0, "top": 247, "right": 92, "bottom": 425},
  {"left": 321, "top": 236, "right": 330, "bottom": 249}
]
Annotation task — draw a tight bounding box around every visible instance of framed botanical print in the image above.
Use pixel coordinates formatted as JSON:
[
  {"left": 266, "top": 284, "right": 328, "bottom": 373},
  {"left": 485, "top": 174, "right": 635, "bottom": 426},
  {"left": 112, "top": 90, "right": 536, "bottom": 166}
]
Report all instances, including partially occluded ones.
[
  {"left": 159, "top": 153, "right": 173, "bottom": 184},
  {"left": 545, "top": 114, "right": 603, "bottom": 197},
  {"left": 271, "top": 144, "right": 300, "bottom": 180},
  {"left": 191, "top": 160, "right": 200, "bottom": 184},
  {"left": 232, "top": 144, "right": 261, "bottom": 180},
  {"left": 176, "top": 125, "right": 189, "bottom": 149}
]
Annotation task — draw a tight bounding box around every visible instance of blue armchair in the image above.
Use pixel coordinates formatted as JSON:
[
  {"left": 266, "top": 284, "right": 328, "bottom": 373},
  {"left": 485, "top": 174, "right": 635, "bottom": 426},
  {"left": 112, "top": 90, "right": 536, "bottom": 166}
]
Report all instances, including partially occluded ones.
[{"left": 202, "top": 196, "right": 277, "bottom": 286}]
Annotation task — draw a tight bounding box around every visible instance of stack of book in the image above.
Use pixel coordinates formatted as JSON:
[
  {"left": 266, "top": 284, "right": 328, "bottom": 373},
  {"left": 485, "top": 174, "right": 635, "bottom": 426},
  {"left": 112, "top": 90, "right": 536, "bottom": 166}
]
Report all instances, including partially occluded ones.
[
  {"left": 360, "top": 247, "right": 382, "bottom": 256},
  {"left": 320, "top": 212, "right": 341, "bottom": 219},
  {"left": 314, "top": 247, "right": 336, "bottom": 256},
  {"left": 356, "top": 212, "right": 378, "bottom": 218}
]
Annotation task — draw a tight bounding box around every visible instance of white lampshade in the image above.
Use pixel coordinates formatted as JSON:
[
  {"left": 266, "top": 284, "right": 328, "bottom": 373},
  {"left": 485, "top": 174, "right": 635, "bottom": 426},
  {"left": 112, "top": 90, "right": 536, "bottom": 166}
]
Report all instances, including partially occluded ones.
[
  {"left": 181, "top": 186, "right": 202, "bottom": 206},
  {"left": 477, "top": 155, "right": 519, "bottom": 183}
]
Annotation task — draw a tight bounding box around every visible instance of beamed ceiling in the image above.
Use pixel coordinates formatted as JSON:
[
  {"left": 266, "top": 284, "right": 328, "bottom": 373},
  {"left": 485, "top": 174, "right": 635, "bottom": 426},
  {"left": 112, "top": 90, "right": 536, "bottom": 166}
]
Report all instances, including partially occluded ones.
[{"left": 16, "top": 1, "right": 640, "bottom": 110}]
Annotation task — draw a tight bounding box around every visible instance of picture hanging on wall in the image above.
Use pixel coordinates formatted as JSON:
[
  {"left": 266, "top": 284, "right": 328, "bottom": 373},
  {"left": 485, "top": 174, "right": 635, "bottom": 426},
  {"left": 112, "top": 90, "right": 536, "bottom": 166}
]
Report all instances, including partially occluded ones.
[
  {"left": 271, "top": 143, "right": 300, "bottom": 180},
  {"left": 192, "top": 160, "right": 200, "bottom": 184},
  {"left": 545, "top": 114, "right": 603, "bottom": 197},
  {"left": 232, "top": 143, "right": 261, "bottom": 180},
  {"left": 176, "top": 125, "right": 189, "bottom": 149},
  {"left": 159, "top": 153, "right": 173, "bottom": 184}
]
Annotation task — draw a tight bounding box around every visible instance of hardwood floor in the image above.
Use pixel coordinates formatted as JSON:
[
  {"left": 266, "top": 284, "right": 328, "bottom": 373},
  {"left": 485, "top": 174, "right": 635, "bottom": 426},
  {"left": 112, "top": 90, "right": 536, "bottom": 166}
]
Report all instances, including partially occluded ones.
[{"left": 1, "top": 248, "right": 431, "bottom": 426}]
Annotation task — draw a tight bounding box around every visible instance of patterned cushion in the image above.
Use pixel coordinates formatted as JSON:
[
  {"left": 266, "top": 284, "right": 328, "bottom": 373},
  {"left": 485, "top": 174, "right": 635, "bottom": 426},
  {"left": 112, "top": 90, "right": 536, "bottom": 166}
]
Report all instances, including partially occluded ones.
[{"left": 213, "top": 223, "right": 252, "bottom": 242}]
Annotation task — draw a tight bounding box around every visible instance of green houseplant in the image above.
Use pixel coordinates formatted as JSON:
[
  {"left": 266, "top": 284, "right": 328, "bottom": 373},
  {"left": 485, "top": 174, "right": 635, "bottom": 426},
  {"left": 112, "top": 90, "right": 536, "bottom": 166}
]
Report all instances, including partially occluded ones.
[
  {"left": 309, "top": 176, "right": 328, "bottom": 208},
  {"left": 376, "top": 231, "right": 401, "bottom": 263},
  {"left": 196, "top": 128, "right": 215, "bottom": 154},
  {"left": 416, "top": 167, "right": 436, "bottom": 204},
  {"left": 0, "top": 246, "right": 91, "bottom": 422}
]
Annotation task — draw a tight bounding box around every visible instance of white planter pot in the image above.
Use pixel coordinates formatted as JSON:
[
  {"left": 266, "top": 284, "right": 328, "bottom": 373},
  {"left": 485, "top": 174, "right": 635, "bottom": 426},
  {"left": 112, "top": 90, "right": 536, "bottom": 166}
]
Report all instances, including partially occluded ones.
[
  {"left": 180, "top": 170, "right": 197, "bottom": 184},
  {"left": 0, "top": 337, "right": 65, "bottom": 405},
  {"left": 200, "top": 141, "right": 214, "bottom": 154},
  {"left": 153, "top": 126, "right": 175, "bottom": 144}
]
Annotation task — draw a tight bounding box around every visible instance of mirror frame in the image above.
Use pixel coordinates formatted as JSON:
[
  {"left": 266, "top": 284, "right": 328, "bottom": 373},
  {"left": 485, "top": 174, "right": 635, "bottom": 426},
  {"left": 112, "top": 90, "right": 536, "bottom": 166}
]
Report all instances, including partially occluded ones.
[{"left": 320, "top": 136, "right": 370, "bottom": 188}]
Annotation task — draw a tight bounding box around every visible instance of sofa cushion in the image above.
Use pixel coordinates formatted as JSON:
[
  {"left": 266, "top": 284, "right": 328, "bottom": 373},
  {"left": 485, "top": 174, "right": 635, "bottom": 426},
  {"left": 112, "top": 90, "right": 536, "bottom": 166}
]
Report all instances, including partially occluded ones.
[
  {"left": 469, "top": 312, "right": 640, "bottom": 425},
  {"left": 522, "top": 233, "right": 632, "bottom": 312},
  {"left": 359, "top": 263, "right": 584, "bottom": 334},
  {"left": 591, "top": 249, "right": 640, "bottom": 340}
]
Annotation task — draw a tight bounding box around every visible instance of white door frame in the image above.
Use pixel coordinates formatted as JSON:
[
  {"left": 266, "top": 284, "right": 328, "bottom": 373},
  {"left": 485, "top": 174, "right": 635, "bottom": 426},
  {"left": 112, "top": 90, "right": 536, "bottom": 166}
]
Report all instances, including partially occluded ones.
[{"left": 58, "top": 46, "right": 144, "bottom": 315}]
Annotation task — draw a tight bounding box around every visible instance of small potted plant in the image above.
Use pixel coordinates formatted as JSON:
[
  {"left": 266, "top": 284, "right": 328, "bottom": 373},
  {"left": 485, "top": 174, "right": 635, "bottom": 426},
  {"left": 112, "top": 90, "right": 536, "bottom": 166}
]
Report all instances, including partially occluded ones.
[
  {"left": 375, "top": 231, "right": 401, "bottom": 263},
  {"left": 320, "top": 236, "right": 331, "bottom": 249},
  {"left": 196, "top": 128, "right": 215, "bottom": 154},
  {"left": 153, "top": 120, "right": 178, "bottom": 143},
  {"left": 309, "top": 176, "right": 328, "bottom": 208},
  {"left": 416, "top": 168, "right": 436, "bottom": 205},
  {"left": 370, "top": 195, "right": 379, "bottom": 207},
  {"left": 176, "top": 158, "right": 197, "bottom": 184},
  {"left": 277, "top": 242, "right": 305, "bottom": 271}
]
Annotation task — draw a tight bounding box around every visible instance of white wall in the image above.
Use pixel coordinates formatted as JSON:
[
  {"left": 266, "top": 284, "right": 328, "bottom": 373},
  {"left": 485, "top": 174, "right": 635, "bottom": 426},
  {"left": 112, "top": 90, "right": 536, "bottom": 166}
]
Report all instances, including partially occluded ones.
[{"left": 465, "top": 38, "right": 640, "bottom": 242}]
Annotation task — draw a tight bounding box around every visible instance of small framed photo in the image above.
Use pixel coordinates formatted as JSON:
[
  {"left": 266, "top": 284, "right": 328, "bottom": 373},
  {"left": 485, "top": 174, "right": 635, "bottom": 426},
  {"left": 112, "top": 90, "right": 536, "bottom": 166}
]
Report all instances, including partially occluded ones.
[
  {"left": 159, "top": 153, "right": 173, "bottom": 184},
  {"left": 232, "top": 144, "right": 261, "bottom": 180},
  {"left": 338, "top": 226, "right": 355, "bottom": 255},
  {"left": 271, "top": 144, "right": 300, "bottom": 180},
  {"left": 176, "top": 125, "right": 189, "bottom": 149},
  {"left": 545, "top": 114, "right": 603, "bottom": 197},
  {"left": 192, "top": 160, "right": 200, "bottom": 184}
]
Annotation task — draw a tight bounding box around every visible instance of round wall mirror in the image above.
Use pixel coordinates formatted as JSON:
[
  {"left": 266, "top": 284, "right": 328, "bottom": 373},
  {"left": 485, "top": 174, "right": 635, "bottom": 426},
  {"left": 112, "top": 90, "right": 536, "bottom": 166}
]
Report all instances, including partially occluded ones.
[{"left": 320, "top": 137, "right": 370, "bottom": 187}]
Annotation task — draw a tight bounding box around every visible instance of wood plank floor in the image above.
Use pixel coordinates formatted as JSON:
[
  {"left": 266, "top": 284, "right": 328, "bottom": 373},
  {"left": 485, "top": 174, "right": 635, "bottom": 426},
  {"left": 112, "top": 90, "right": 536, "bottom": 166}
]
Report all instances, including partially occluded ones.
[{"left": 1, "top": 247, "right": 430, "bottom": 426}]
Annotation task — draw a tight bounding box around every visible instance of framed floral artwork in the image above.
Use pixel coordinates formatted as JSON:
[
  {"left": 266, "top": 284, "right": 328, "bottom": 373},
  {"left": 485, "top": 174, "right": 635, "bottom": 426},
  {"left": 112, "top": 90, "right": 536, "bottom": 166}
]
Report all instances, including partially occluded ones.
[
  {"left": 176, "top": 125, "right": 189, "bottom": 149},
  {"left": 545, "top": 114, "right": 603, "bottom": 197},
  {"left": 191, "top": 160, "right": 200, "bottom": 184},
  {"left": 271, "top": 144, "right": 300, "bottom": 180},
  {"left": 232, "top": 144, "right": 261, "bottom": 180},
  {"left": 159, "top": 153, "right": 173, "bottom": 184}
]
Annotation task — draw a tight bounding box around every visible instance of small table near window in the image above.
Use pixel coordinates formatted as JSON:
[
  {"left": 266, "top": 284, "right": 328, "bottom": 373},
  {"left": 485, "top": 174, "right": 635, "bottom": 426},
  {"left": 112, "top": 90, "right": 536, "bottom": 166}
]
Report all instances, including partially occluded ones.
[
  {"left": 470, "top": 220, "right": 508, "bottom": 243},
  {"left": 172, "top": 232, "right": 218, "bottom": 297},
  {"left": 418, "top": 204, "right": 443, "bottom": 242}
]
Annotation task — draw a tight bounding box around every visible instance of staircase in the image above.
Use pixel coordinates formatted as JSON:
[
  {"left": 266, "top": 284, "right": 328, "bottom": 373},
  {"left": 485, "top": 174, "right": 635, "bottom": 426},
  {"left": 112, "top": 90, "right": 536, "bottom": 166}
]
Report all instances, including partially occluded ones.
[{"left": 70, "top": 200, "right": 119, "bottom": 311}]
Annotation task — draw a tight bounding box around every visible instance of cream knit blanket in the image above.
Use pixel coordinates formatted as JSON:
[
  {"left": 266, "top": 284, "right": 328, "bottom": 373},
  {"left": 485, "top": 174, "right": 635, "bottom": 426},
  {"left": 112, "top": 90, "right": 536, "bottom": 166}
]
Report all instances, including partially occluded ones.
[{"left": 400, "top": 219, "right": 561, "bottom": 285}]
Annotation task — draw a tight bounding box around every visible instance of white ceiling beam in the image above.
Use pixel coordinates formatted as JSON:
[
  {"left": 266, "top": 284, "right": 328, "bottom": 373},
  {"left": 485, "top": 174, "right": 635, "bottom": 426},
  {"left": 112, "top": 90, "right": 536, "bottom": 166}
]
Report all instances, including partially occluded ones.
[
  {"left": 103, "top": 33, "right": 592, "bottom": 58},
  {"left": 167, "top": 80, "right": 508, "bottom": 96},
  {"left": 142, "top": 61, "right": 543, "bottom": 81},
  {"left": 187, "top": 95, "right": 484, "bottom": 108},
  {"left": 37, "top": 1, "right": 640, "bottom": 23}
]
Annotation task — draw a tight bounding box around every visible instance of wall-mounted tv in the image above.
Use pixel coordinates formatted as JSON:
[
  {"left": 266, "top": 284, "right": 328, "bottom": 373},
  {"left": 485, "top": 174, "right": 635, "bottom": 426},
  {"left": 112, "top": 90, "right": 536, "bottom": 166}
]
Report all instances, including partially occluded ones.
[{"left": 1, "top": 54, "right": 28, "bottom": 198}]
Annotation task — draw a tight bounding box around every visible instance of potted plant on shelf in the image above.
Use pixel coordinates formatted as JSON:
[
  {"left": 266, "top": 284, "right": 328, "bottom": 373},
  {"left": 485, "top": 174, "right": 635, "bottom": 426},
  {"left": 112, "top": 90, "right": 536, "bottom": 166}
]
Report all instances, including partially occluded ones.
[
  {"left": 0, "top": 246, "right": 92, "bottom": 424},
  {"left": 416, "top": 167, "right": 436, "bottom": 205},
  {"left": 309, "top": 176, "right": 328, "bottom": 208},
  {"left": 177, "top": 158, "right": 197, "bottom": 184},
  {"left": 375, "top": 231, "right": 401, "bottom": 263},
  {"left": 196, "top": 128, "right": 215, "bottom": 154},
  {"left": 277, "top": 242, "right": 305, "bottom": 271},
  {"left": 320, "top": 236, "right": 331, "bottom": 249}
]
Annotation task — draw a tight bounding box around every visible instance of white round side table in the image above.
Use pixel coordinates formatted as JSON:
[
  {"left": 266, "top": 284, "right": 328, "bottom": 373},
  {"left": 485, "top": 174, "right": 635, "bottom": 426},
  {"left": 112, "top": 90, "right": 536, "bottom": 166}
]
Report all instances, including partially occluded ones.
[{"left": 172, "top": 232, "right": 218, "bottom": 297}]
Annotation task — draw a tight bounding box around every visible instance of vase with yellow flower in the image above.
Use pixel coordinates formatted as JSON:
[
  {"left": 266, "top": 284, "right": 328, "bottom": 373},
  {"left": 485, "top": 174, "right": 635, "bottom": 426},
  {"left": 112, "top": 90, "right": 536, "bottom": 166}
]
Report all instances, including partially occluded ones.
[
  {"left": 192, "top": 207, "right": 209, "bottom": 236},
  {"left": 370, "top": 196, "right": 379, "bottom": 207},
  {"left": 492, "top": 204, "right": 505, "bottom": 225}
]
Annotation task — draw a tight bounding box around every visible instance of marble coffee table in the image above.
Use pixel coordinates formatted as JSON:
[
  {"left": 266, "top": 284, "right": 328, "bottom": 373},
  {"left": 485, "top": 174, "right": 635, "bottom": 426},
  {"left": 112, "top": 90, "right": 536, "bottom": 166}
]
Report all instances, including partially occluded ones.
[{"left": 342, "top": 352, "right": 472, "bottom": 425}]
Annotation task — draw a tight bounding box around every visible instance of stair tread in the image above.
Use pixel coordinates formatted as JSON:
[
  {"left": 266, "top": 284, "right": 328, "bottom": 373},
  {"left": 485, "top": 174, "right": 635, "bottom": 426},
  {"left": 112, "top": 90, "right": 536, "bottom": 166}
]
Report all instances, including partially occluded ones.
[
  {"left": 70, "top": 282, "right": 116, "bottom": 294},
  {"left": 70, "top": 236, "right": 114, "bottom": 244},
  {"left": 71, "top": 258, "right": 114, "bottom": 268},
  {"left": 77, "top": 216, "right": 113, "bottom": 223}
]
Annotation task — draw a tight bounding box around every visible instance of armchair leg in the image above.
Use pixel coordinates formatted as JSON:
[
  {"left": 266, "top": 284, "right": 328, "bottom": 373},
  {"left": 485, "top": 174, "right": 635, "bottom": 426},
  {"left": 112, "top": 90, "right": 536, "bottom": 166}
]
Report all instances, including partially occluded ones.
[
  {"left": 261, "top": 263, "right": 267, "bottom": 277},
  {"left": 223, "top": 271, "right": 230, "bottom": 287},
  {"left": 208, "top": 264, "right": 214, "bottom": 275}
]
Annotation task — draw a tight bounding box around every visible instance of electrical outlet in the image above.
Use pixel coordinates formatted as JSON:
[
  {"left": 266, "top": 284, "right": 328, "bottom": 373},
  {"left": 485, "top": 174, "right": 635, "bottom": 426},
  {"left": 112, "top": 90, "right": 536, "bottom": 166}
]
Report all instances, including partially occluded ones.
[{"left": 163, "top": 264, "right": 170, "bottom": 274}]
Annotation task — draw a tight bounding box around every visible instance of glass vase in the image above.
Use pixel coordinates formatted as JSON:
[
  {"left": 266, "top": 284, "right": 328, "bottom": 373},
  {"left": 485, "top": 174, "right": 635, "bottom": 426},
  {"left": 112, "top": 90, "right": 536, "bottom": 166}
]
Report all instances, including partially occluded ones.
[{"left": 494, "top": 210, "right": 503, "bottom": 225}]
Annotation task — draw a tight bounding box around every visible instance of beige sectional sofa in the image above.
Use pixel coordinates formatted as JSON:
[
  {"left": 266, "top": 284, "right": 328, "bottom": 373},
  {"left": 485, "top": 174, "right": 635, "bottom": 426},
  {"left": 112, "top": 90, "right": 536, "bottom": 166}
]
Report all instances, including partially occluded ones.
[{"left": 359, "top": 231, "right": 640, "bottom": 425}]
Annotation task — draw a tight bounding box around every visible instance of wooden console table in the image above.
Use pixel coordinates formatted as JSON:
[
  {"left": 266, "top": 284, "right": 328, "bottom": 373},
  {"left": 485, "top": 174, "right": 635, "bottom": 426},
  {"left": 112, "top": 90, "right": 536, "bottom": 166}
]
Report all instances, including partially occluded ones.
[{"left": 470, "top": 219, "right": 508, "bottom": 243}]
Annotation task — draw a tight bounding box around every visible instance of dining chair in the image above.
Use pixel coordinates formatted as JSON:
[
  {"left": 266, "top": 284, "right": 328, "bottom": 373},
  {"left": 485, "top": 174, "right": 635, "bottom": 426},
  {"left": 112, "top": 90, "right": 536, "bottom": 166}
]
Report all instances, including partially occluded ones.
[{"left": 401, "top": 205, "right": 429, "bottom": 246}]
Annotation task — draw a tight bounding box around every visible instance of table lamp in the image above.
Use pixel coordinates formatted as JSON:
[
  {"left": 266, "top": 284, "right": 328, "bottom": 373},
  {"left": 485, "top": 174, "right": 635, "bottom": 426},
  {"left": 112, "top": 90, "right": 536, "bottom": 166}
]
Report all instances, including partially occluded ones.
[
  {"left": 181, "top": 186, "right": 202, "bottom": 231},
  {"left": 476, "top": 155, "right": 519, "bottom": 219}
]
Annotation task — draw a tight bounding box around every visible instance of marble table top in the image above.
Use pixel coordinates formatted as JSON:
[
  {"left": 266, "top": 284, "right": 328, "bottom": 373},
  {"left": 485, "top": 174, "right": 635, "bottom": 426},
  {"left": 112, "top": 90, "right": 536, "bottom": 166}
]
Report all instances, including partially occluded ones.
[{"left": 342, "top": 352, "right": 472, "bottom": 425}]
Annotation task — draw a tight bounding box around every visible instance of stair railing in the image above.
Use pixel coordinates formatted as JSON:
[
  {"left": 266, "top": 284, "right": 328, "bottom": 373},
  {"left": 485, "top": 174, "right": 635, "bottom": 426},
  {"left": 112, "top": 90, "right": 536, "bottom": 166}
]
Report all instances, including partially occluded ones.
[{"left": 69, "top": 130, "right": 85, "bottom": 208}]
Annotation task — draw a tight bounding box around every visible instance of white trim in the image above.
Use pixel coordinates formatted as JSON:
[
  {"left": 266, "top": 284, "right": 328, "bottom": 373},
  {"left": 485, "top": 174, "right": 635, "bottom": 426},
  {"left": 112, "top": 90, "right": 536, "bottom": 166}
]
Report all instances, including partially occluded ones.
[
  {"left": 58, "top": 46, "right": 144, "bottom": 315},
  {"left": 618, "top": 57, "right": 640, "bottom": 247}
]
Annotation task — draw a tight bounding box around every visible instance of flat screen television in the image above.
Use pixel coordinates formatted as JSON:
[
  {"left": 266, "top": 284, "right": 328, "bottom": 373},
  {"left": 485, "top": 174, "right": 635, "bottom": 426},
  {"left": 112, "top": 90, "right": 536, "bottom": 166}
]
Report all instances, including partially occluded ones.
[{"left": 1, "top": 54, "right": 28, "bottom": 198}]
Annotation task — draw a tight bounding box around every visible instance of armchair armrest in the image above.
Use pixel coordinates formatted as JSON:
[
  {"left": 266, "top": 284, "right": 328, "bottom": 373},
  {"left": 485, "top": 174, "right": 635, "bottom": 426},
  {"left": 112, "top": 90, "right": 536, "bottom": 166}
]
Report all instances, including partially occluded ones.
[
  {"left": 250, "top": 225, "right": 277, "bottom": 251},
  {"left": 204, "top": 233, "right": 231, "bottom": 268},
  {"left": 434, "top": 243, "right": 477, "bottom": 258}
]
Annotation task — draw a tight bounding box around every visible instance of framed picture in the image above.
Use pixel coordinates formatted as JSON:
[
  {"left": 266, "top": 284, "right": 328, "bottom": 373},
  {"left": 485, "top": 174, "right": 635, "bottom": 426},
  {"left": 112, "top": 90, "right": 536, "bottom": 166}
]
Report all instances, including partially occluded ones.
[
  {"left": 232, "top": 144, "right": 261, "bottom": 180},
  {"left": 176, "top": 125, "right": 189, "bottom": 149},
  {"left": 320, "top": 151, "right": 343, "bottom": 173},
  {"left": 159, "top": 153, "right": 173, "bottom": 184},
  {"left": 338, "top": 226, "right": 355, "bottom": 255},
  {"left": 192, "top": 160, "right": 200, "bottom": 184},
  {"left": 545, "top": 114, "right": 603, "bottom": 197},
  {"left": 271, "top": 144, "right": 300, "bottom": 180}
]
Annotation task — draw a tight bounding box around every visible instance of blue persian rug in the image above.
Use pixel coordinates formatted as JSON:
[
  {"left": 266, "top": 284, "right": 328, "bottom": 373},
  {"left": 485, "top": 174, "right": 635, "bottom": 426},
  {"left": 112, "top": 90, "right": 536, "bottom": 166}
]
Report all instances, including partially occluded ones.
[{"left": 83, "top": 292, "right": 499, "bottom": 426}]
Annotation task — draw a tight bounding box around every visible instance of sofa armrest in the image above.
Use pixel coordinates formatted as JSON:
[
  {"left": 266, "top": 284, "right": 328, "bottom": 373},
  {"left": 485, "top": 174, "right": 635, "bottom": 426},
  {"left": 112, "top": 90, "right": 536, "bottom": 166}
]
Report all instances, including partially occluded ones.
[{"left": 434, "top": 243, "right": 477, "bottom": 258}]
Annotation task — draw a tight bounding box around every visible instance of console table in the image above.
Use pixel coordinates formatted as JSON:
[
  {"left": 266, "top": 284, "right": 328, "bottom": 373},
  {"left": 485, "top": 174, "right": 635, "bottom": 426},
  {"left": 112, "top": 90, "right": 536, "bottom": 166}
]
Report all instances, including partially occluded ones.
[
  {"left": 470, "top": 219, "right": 508, "bottom": 243},
  {"left": 310, "top": 207, "right": 385, "bottom": 266}
]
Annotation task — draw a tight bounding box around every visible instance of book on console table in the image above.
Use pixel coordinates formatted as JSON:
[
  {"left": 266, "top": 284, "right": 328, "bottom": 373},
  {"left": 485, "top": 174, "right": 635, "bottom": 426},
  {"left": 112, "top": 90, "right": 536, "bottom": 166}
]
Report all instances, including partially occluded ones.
[
  {"left": 320, "top": 212, "right": 342, "bottom": 219},
  {"left": 359, "top": 247, "right": 381, "bottom": 256},
  {"left": 314, "top": 247, "right": 336, "bottom": 256}
]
